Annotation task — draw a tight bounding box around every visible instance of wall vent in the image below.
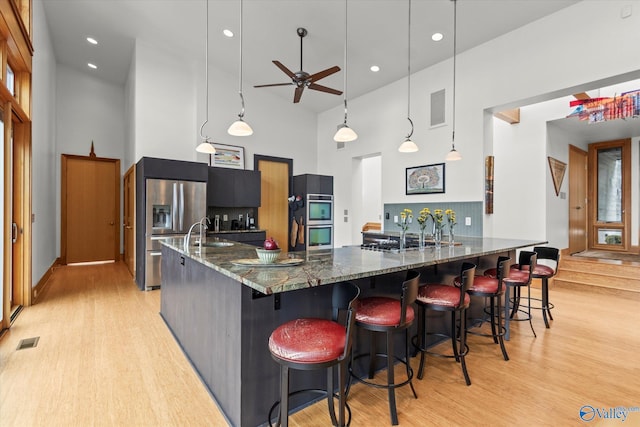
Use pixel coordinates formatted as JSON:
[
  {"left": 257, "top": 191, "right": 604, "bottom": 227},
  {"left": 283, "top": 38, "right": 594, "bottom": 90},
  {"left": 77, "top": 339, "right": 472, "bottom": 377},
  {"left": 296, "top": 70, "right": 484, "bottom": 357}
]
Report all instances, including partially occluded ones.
[{"left": 430, "top": 89, "right": 446, "bottom": 127}]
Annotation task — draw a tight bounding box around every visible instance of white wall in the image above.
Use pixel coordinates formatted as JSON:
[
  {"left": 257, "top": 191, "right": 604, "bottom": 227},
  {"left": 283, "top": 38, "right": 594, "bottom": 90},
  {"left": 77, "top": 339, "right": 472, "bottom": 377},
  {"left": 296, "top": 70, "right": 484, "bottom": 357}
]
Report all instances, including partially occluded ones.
[
  {"left": 130, "top": 40, "right": 319, "bottom": 174},
  {"left": 55, "top": 65, "right": 127, "bottom": 257},
  {"left": 31, "top": 0, "right": 58, "bottom": 285},
  {"left": 318, "top": 0, "right": 640, "bottom": 248}
]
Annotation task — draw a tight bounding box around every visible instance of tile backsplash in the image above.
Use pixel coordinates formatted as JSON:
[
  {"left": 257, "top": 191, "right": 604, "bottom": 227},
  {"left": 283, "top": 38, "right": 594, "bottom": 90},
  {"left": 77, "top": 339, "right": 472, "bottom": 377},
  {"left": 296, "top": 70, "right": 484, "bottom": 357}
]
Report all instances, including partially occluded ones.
[{"left": 383, "top": 202, "right": 483, "bottom": 237}]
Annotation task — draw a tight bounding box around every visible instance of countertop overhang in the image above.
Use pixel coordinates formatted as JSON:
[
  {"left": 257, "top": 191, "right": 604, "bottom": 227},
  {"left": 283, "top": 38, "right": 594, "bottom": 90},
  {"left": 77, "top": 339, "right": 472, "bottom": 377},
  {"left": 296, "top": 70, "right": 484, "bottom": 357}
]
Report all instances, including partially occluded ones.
[{"left": 161, "top": 236, "right": 546, "bottom": 296}]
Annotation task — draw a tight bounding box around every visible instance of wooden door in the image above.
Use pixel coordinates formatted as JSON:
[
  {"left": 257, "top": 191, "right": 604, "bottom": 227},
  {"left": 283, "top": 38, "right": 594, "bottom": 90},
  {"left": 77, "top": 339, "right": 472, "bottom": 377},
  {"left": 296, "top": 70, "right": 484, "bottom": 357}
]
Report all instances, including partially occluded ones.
[
  {"left": 123, "top": 165, "right": 135, "bottom": 276},
  {"left": 588, "top": 139, "right": 631, "bottom": 251},
  {"left": 255, "top": 156, "right": 292, "bottom": 253},
  {"left": 568, "top": 145, "right": 587, "bottom": 254},
  {"left": 62, "top": 155, "right": 120, "bottom": 264}
]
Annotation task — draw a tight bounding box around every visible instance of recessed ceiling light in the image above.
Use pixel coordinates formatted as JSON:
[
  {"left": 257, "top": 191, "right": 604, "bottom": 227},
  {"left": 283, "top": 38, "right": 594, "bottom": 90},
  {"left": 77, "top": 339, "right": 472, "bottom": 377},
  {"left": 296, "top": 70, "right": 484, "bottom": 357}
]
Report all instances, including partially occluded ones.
[
  {"left": 432, "top": 33, "right": 444, "bottom": 42},
  {"left": 223, "top": 29, "right": 234, "bottom": 38},
  {"left": 370, "top": 65, "right": 380, "bottom": 72},
  {"left": 86, "top": 37, "right": 98, "bottom": 45},
  {"left": 88, "top": 63, "right": 97, "bottom": 69}
]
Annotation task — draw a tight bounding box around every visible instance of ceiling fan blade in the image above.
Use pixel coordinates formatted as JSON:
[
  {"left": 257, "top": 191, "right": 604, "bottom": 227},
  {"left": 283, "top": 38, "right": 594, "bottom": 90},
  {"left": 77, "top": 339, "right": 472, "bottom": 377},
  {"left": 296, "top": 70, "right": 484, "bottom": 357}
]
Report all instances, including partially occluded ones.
[
  {"left": 254, "top": 82, "right": 294, "bottom": 88},
  {"left": 308, "top": 66, "right": 340, "bottom": 83},
  {"left": 308, "top": 83, "right": 343, "bottom": 96},
  {"left": 293, "top": 86, "right": 305, "bottom": 103},
  {"left": 273, "top": 60, "right": 296, "bottom": 79}
]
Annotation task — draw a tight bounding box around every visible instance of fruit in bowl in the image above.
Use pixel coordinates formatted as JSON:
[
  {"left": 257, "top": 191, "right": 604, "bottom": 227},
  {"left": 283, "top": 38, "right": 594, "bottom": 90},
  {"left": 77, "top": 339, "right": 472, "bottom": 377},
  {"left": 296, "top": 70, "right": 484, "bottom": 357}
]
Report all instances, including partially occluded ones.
[
  {"left": 256, "top": 238, "right": 281, "bottom": 264},
  {"left": 263, "top": 237, "right": 279, "bottom": 250}
]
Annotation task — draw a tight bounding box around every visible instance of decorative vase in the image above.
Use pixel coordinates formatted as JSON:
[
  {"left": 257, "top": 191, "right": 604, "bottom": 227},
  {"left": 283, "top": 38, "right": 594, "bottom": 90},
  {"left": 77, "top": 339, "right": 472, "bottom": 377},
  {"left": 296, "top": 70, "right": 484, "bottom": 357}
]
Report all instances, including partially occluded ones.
[
  {"left": 419, "top": 228, "right": 426, "bottom": 252},
  {"left": 433, "top": 226, "right": 442, "bottom": 249},
  {"left": 399, "top": 229, "right": 406, "bottom": 251},
  {"left": 449, "top": 225, "right": 455, "bottom": 245}
]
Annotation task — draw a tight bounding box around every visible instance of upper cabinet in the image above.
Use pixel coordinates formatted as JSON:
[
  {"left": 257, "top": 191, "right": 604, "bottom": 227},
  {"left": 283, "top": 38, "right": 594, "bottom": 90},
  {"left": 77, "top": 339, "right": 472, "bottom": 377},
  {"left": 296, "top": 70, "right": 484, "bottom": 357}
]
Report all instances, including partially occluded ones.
[{"left": 208, "top": 168, "right": 261, "bottom": 208}]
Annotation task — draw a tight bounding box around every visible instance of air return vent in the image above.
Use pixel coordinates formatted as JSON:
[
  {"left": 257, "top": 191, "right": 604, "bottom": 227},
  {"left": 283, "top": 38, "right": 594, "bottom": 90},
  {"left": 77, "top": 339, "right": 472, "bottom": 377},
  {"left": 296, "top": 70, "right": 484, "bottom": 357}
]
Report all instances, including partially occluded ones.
[
  {"left": 16, "top": 337, "right": 39, "bottom": 350},
  {"left": 430, "top": 89, "right": 446, "bottom": 127}
]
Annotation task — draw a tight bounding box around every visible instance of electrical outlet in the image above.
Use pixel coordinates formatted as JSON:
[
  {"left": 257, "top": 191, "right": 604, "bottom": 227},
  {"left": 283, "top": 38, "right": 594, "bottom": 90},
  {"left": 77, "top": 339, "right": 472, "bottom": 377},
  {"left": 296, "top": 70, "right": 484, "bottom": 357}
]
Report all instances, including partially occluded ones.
[
  {"left": 223, "top": 214, "right": 228, "bottom": 221},
  {"left": 394, "top": 215, "right": 399, "bottom": 223},
  {"left": 465, "top": 217, "right": 471, "bottom": 226}
]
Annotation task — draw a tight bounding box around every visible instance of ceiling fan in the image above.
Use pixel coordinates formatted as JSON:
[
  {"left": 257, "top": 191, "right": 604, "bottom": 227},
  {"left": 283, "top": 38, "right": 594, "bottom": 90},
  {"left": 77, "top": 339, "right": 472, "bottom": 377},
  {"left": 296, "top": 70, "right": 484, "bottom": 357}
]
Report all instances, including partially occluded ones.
[{"left": 254, "top": 27, "right": 342, "bottom": 103}]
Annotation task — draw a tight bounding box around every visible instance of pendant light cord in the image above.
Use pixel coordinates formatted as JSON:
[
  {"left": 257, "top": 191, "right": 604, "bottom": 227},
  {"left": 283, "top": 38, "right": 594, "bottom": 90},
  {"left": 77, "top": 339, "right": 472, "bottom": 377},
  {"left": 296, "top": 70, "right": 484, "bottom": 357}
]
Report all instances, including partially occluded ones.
[
  {"left": 200, "top": 0, "right": 210, "bottom": 141},
  {"left": 452, "top": 0, "right": 457, "bottom": 145},
  {"left": 406, "top": 0, "right": 413, "bottom": 138},
  {"left": 342, "top": 0, "right": 349, "bottom": 124},
  {"left": 238, "top": 0, "right": 246, "bottom": 119}
]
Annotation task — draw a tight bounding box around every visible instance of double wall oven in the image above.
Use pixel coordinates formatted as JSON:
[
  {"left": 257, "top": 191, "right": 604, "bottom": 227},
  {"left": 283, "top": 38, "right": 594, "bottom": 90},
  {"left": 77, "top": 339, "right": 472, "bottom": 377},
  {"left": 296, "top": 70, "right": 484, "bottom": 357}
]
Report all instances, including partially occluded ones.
[
  {"left": 145, "top": 179, "right": 206, "bottom": 289},
  {"left": 306, "top": 194, "right": 333, "bottom": 250}
]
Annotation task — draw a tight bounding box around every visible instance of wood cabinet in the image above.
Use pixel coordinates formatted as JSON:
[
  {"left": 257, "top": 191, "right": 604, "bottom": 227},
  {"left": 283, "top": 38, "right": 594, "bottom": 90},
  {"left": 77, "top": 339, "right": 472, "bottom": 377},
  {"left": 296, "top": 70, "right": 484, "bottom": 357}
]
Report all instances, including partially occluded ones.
[{"left": 207, "top": 168, "right": 261, "bottom": 207}]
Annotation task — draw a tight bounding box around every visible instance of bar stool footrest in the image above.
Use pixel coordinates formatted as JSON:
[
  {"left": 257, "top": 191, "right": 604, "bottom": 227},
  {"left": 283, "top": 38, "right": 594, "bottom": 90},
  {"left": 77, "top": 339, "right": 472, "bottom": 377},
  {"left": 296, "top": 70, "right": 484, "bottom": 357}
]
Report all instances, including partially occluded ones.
[
  {"left": 348, "top": 353, "right": 414, "bottom": 391},
  {"left": 268, "top": 389, "right": 352, "bottom": 427}
]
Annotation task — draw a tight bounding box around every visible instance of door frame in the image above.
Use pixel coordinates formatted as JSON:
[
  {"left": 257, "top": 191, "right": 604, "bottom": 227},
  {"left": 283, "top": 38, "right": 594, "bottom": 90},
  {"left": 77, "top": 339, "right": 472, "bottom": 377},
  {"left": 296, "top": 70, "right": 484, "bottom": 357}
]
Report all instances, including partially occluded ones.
[
  {"left": 254, "top": 155, "right": 292, "bottom": 251},
  {"left": 587, "top": 139, "right": 631, "bottom": 252},
  {"left": 568, "top": 144, "right": 587, "bottom": 254},
  {"left": 60, "top": 154, "right": 120, "bottom": 264}
]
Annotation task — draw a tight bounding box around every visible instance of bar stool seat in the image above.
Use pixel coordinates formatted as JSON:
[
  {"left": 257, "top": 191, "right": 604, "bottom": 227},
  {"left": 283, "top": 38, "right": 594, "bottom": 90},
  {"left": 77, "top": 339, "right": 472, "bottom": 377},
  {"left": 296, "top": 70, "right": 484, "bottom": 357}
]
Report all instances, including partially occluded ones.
[
  {"left": 349, "top": 270, "right": 420, "bottom": 426},
  {"left": 414, "top": 263, "right": 475, "bottom": 386},
  {"left": 268, "top": 282, "right": 360, "bottom": 427},
  {"left": 462, "top": 256, "right": 511, "bottom": 361}
]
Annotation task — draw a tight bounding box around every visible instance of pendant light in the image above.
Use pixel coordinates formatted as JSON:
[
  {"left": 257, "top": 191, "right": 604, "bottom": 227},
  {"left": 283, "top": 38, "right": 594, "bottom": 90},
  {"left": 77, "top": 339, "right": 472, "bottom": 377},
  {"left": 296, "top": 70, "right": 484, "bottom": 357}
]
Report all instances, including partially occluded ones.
[
  {"left": 333, "top": 0, "right": 357, "bottom": 142},
  {"left": 228, "top": 0, "right": 253, "bottom": 136},
  {"left": 398, "top": 0, "right": 418, "bottom": 153},
  {"left": 196, "top": 0, "right": 216, "bottom": 154},
  {"left": 445, "top": 0, "right": 462, "bottom": 161}
]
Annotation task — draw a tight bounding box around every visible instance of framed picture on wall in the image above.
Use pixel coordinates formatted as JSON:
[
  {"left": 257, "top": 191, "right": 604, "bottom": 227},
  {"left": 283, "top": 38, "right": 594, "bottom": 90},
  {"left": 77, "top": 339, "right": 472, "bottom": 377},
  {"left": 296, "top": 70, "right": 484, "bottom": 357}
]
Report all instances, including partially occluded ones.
[
  {"left": 210, "top": 143, "right": 245, "bottom": 169},
  {"left": 406, "top": 163, "right": 445, "bottom": 195}
]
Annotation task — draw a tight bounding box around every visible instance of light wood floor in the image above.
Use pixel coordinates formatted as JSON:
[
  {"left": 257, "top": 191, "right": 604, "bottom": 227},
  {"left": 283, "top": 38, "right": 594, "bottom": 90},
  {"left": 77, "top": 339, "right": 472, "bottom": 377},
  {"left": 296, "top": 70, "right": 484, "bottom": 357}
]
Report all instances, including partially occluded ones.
[{"left": 1, "top": 261, "right": 639, "bottom": 426}]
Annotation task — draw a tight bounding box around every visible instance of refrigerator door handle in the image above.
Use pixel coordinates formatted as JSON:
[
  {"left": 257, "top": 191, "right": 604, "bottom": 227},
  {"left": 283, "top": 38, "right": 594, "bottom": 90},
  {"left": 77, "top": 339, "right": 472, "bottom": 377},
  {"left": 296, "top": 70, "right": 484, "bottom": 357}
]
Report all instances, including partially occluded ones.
[
  {"left": 172, "top": 182, "right": 178, "bottom": 231},
  {"left": 179, "top": 183, "right": 185, "bottom": 231}
]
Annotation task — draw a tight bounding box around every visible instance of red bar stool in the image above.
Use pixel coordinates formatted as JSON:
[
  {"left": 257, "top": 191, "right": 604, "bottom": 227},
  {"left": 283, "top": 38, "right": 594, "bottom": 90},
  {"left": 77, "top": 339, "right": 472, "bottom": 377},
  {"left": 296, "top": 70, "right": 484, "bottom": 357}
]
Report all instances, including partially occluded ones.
[
  {"left": 486, "top": 251, "right": 537, "bottom": 340},
  {"left": 465, "top": 256, "right": 511, "bottom": 361},
  {"left": 414, "top": 262, "right": 476, "bottom": 385},
  {"left": 267, "top": 281, "right": 360, "bottom": 427},
  {"left": 348, "top": 270, "right": 420, "bottom": 426},
  {"left": 528, "top": 246, "right": 559, "bottom": 328}
]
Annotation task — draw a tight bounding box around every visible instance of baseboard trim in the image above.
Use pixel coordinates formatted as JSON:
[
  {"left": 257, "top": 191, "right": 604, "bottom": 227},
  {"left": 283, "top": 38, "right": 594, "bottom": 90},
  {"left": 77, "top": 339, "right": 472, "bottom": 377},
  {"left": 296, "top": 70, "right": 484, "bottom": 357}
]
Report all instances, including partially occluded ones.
[{"left": 32, "top": 258, "right": 61, "bottom": 303}]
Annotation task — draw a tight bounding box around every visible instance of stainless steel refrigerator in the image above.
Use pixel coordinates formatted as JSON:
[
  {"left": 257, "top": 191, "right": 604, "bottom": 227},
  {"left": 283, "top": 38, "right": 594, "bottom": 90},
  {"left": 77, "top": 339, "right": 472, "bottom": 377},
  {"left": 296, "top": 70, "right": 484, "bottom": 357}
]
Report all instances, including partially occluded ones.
[{"left": 144, "top": 178, "right": 206, "bottom": 289}]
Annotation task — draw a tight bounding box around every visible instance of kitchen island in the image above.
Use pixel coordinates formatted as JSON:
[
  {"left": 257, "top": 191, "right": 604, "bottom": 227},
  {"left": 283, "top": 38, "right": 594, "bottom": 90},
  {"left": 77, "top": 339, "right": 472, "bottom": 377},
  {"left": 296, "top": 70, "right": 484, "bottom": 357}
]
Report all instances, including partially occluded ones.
[{"left": 160, "top": 236, "right": 544, "bottom": 426}]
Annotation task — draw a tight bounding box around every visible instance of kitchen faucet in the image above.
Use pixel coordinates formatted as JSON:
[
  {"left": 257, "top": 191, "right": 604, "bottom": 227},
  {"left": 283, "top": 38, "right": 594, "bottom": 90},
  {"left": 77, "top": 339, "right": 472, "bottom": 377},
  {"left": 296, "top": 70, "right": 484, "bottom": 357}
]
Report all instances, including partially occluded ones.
[{"left": 184, "top": 217, "right": 210, "bottom": 253}]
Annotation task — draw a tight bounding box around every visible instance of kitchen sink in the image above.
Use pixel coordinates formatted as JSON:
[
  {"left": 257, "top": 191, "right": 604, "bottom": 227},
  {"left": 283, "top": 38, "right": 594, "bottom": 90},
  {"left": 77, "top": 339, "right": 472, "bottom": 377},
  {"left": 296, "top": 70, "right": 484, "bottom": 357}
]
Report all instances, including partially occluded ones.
[{"left": 193, "top": 241, "right": 234, "bottom": 248}]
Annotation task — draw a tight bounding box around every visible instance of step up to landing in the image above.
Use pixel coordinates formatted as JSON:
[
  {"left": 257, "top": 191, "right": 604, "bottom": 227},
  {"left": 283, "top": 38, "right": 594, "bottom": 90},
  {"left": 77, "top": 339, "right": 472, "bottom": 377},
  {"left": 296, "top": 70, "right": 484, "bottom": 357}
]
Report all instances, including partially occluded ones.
[{"left": 554, "top": 255, "right": 640, "bottom": 297}]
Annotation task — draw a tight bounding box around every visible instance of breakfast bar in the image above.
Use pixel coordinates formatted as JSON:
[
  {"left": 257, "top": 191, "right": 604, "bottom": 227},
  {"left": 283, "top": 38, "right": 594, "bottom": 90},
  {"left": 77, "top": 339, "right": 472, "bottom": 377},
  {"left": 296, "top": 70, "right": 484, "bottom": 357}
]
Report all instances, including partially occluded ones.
[{"left": 160, "top": 236, "right": 544, "bottom": 427}]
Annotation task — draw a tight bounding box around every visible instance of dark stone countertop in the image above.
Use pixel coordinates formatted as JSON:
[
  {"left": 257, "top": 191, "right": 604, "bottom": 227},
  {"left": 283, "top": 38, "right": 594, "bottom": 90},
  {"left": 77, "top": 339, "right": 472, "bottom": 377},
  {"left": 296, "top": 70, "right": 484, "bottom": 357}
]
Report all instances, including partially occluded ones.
[{"left": 161, "top": 236, "right": 546, "bottom": 295}]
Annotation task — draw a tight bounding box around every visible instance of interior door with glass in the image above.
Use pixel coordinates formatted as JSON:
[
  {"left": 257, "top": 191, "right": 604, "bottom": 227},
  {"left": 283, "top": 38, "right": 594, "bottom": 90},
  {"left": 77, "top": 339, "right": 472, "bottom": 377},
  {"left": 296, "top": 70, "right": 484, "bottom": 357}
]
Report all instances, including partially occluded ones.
[{"left": 588, "top": 139, "right": 631, "bottom": 251}]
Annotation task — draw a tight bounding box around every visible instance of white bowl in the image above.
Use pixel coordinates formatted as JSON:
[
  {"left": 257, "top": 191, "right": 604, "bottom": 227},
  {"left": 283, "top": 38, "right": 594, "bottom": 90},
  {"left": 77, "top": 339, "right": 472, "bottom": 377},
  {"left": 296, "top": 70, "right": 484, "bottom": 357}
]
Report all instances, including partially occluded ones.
[{"left": 256, "top": 248, "right": 281, "bottom": 264}]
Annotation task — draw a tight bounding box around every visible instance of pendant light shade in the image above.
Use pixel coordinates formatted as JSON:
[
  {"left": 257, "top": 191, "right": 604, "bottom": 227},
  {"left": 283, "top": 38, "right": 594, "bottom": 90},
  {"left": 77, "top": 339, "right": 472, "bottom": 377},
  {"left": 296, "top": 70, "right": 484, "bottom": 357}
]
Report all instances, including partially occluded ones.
[
  {"left": 197, "top": 0, "right": 216, "bottom": 154},
  {"left": 228, "top": 0, "right": 253, "bottom": 136},
  {"left": 333, "top": 0, "right": 357, "bottom": 143},
  {"left": 228, "top": 116, "right": 253, "bottom": 136},
  {"left": 334, "top": 123, "right": 358, "bottom": 142},
  {"left": 446, "top": 0, "right": 461, "bottom": 161},
  {"left": 399, "top": 0, "right": 417, "bottom": 153}
]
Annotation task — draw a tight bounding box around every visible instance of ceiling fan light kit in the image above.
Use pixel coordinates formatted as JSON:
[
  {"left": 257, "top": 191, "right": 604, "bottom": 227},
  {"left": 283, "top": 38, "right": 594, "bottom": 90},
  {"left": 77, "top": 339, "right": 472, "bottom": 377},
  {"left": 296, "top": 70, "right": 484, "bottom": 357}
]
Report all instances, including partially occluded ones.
[
  {"left": 229, "top": 0, "right": 253, "bottom": 136},
  {"left": 254, "top": 27, "right": 342, "bottom": 104},
  {"left": 446, "top": 0, "right": 462, "bottom": 161}
]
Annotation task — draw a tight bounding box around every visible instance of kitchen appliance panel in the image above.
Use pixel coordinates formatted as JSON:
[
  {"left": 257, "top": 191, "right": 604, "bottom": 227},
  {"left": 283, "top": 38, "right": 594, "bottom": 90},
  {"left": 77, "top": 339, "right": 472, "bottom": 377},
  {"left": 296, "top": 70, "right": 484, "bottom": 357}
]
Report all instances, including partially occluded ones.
[
  {"left": 179, "top": 181, "right": 207, "bottom": 233},
  {"left": 306, "top": 225, "right": 333, "bottom": 250},
  {"left": 145, "top": 250, "right": 163, "bottom": 288},
  {"left": 307, "top": 194, "right": 333, "bottom": 224}
]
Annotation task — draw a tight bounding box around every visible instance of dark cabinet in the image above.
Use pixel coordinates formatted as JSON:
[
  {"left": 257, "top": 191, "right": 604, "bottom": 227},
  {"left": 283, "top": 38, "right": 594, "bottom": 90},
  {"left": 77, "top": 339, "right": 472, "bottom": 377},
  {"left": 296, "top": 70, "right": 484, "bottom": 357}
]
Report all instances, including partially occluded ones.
[
  {"left": 208, "top": 168, "right": 261, "bottom": 207},
  {"left": 209, "top": 231, "right": 266, "bottom": 247},
  {"left": 293, "top": 174, "right": 333, "bottom": 196}
]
